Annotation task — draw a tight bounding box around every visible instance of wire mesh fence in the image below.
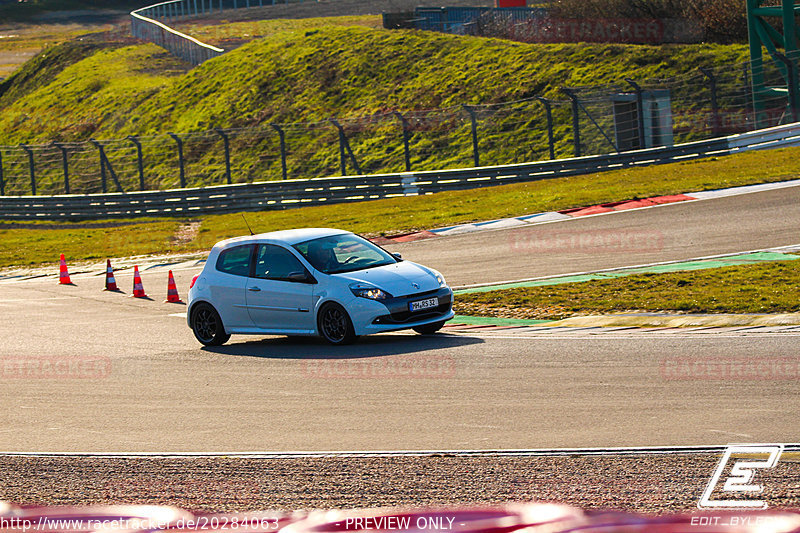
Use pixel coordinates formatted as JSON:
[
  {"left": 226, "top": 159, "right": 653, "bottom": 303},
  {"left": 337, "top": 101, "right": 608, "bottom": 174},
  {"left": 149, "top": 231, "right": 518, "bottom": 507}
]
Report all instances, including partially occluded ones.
[{"left": 1, "top": 53, "right": 798, "bottom": 197}]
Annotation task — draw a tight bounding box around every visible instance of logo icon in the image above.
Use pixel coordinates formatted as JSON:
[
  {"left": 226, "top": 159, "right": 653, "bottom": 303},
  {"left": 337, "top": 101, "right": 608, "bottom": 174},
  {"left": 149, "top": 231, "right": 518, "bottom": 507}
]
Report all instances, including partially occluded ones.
[
  {"left": 698, "top": 444, "right": 783, "bottom": 509},
  {"left": 412, "top": 282, "right": 420, "bottom": 289}
]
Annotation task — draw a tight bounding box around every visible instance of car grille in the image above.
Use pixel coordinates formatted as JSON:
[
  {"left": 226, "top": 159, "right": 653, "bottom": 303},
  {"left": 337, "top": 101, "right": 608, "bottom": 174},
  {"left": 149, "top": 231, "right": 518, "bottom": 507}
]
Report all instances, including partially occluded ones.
[{"left": 372, "top": 302, "right": 452, "bottom": 325}]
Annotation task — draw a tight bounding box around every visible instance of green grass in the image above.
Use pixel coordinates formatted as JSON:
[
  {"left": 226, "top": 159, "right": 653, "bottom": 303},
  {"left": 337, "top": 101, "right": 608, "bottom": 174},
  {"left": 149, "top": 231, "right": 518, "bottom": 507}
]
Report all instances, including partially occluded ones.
[
  {"left": 0, "top": 22, "right": 751, "bottom": 191},
  {"left": 176, "top": 15, "right": 383, "bottom": 47},
  {"left": 0, "top": 219, "right": 187, "bottom": 267},
  {"left": 453, "top": 259, "right": 800, "bottom": 319},
  {"left": 1, "top": 145, "right": 799, "bottom": 269}
]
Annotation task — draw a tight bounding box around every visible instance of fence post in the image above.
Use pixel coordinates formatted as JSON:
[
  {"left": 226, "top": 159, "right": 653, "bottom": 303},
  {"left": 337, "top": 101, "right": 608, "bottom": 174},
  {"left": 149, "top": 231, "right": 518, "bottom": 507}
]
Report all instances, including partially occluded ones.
[
  {"left": 330, "top": 119, "right": 347, "bottom": 175},
  {"left": 127, "top": 136, "right": 146, "bottom": 191},
  {"left": 775, "top": 52, "right": 800, "bottom": 123},
  {"left": 329, "top": 119, "right": 362, "bottom": 175},
  {"left": 743, "top": 62, "right": 754, "bottom": 131},
  {"left": 89, "top": 139, "right": 108, "bottom": 193},
  {"left": 536, "top": 97, "right": 555, "bottom": 160},
  {"left": 168, "top": 132, "right": 187, "bottom": 188},
  {"left": 393, "top": 111, "right": 412, "bottom": 172},
  {"left": 462, "top": 104, "right": 480, "bottom": 167},
  {"left": 270, "top": 124, "right": 288, "bottom": 180},
  {"left": 0, "top": 149, "right": 4, "bottom": 196},
  {"left": 20, "top": 144, "right": 35, "bottom": 195},
  {"left": 53, "top": 143, "right": 70, "bottom": 194},
  {"left": 699, "top": 67, "right": 721, "bottom": 136},
  {"left": 624, "top": 79, "right": 646, "bottom": 149},
  {"left": 560, "top": 88, "right": 581, "bottom": 158},
  {"left": 214, "top": 128, "right": 233, "bottom": 184}
]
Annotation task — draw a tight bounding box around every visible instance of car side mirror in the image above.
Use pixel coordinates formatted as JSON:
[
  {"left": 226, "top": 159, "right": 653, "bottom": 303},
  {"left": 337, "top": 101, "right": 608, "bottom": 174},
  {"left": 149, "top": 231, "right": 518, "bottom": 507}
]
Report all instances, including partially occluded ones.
[
  {"left": 392, "top": 253, "right": 402, "bottom": 261},
  {"left": 288, "top": 271, "right": 314, "bottom": 283}
]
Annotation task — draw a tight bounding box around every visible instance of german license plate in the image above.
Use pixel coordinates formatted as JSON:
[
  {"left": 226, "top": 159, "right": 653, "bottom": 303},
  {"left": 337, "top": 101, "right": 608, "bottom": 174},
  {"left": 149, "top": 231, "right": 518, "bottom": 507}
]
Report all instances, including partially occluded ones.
[{"left": 409, "top": 297, "right": 438, "bottom": 312}]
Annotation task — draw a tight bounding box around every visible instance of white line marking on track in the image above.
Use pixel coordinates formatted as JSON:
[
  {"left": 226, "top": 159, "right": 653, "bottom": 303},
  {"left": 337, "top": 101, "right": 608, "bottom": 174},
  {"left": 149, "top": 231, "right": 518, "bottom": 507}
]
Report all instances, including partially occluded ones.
[{"left": 6, "top": 444, "right": 800, "bottom": 458}]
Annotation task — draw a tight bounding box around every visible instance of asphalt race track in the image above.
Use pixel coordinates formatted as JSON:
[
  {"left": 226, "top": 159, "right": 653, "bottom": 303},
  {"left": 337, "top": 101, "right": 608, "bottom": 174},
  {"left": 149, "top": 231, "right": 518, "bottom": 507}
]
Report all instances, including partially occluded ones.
[
  {"left": 396, "top": 186, "right": 800, "bottom": 287},
  {"left": 1, "top": 185, "right": 799, "bottom": 453}
]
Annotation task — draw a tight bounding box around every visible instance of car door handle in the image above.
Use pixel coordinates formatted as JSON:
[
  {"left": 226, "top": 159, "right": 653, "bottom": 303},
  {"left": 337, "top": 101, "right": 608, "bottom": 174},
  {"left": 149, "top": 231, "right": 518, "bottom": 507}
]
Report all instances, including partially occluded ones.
[{"left": 248, "top": 286, "right": 261, "bottom": 292}]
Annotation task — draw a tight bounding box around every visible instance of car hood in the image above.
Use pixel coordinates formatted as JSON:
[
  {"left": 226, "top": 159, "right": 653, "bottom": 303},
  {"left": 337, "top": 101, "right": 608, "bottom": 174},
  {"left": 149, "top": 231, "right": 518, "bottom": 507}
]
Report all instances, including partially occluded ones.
[{"left": 334, "top": 261, "right": 441, "bottom": 297}]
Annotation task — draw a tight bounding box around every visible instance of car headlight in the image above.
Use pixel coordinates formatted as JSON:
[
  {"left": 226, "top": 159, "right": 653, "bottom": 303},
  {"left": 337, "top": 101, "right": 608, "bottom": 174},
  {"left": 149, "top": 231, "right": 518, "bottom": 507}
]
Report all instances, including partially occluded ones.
[
  {"left": 434, "top": 272, "right": 447, "bottom": 287},
  {"left": 350, "top": 284, "right": 391, "bottom": 300}
]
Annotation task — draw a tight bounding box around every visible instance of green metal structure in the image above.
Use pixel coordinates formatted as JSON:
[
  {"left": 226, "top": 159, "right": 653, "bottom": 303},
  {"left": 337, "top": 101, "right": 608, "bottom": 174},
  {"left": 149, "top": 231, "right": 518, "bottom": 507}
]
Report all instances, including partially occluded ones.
[{"left": 747, "top": 0, "right": 800, "bottom": 127}]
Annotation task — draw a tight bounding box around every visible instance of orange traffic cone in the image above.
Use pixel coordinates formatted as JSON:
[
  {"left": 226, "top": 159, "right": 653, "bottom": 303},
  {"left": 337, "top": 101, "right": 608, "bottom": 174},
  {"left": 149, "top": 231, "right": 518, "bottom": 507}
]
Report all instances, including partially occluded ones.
[
  {"left": 131, "top": 265, "right": 147, "bottom": 298},
  {"left": 103, "top": 259, "right": 119, "bottom": 292},
  {"left": 58, "top": 253, "right": 73, "bottom": 285},
  {"left": 165, "top": 270, "right": 184, "bottom": 304}
]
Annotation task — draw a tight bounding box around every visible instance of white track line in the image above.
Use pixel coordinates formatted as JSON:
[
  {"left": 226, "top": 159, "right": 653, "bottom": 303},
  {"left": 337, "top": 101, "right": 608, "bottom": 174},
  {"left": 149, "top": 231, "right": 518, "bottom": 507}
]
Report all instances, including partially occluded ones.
[{"left": 2, "top": 444, "right": 798, "bottom": 458}]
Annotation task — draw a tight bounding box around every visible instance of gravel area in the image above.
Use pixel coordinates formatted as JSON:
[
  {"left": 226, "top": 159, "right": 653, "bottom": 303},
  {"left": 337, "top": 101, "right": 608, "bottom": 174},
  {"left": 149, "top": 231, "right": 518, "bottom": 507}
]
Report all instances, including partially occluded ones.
[{"left": 1, "top": 454, "right": 799, "bottom": 514}]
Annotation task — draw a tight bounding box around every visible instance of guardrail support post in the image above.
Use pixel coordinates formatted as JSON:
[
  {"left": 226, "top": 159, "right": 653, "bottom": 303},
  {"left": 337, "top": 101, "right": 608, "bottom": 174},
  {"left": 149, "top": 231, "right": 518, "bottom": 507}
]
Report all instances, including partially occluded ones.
[
  {"left": 0, "top": 149, "right": 4, "bottom": 196},
  {"left": 20, "top": 144, "right": 35, "bottom": 195},
  {"left": 329, "top": 119, "right": 362, "bottom": 175},
  {"left": 393, "top": 111, "right": 412, "bottom": 172},
  {"left": 775, "top": 52, "right": 800, "bottom": 123},
  {"left": 215, "top": 128, "right": 233, "bottom": 184},
  {"left": 54, "top": 143, "right": 70, "bottom": 194},
  {"left": 536, "top": 97, "right": 555, "bottom": 160},
  {"left": 699, "top": 67, "right": 721, "bottom": 136},
  {"left": 168, "top": 132, "right": 187, "bottom": 188},
  {"left": 625, "top": 79, "right": 646, "bottom": 150},
  {"left": 462, "top": 104, "right": 480, "bottom": 167},
  {"left": 560, "top": 88, "right": 581, "bottom": 158},
  {"left": 127, "top": 136, "right": 146, "bottom": 191}
]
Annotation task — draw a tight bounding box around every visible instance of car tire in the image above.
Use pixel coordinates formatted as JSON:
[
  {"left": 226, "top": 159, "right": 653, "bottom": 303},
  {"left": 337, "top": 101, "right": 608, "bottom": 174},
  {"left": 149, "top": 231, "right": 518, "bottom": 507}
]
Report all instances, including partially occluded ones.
[
  {"left": 317, "top": 302, "right": 357, "bottom": 345},
  {"left": 191, "top": 303, "right": 231, "bottom": 346},
  {"left": 413, "top": 320, "right": 446, "bottom": 335}
]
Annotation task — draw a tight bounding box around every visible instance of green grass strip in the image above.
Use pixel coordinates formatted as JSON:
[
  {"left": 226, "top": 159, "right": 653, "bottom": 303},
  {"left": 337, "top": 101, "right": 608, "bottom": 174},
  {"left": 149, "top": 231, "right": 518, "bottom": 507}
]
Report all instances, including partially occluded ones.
[
  {"left": 450, "top": 315, "right": 554, "bottom": 326},
  {"left": 454, "top": 256, "right": 800, "bottom": 320},
  {"left": 456, "top": 252, "right": 800, "bottom": 294}
]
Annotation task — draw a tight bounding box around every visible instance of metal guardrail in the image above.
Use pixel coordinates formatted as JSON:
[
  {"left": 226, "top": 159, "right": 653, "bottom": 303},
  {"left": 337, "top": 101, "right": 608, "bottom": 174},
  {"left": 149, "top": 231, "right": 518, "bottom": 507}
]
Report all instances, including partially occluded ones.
[
  {"left": 131, "top": 0, "right": 318, "bottom": 65},
  {"left": 131, "top": 1, "right": 225, "bottom": 65},
  {"left": 3, "top": 122, "right": 800, "bottom": 221}
]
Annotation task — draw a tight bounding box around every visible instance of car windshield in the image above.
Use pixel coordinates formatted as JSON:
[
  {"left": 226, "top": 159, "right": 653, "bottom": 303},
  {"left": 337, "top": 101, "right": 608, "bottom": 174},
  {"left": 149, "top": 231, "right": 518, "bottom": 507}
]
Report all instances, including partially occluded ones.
[{"left": 294, "top": 233, "right": 397, "bottom": 274}]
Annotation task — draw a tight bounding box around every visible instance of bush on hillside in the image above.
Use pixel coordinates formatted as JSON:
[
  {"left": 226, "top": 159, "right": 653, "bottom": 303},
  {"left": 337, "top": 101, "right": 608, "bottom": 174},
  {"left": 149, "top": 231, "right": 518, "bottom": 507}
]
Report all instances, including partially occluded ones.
[{"left": 551, "top": 0, "right": 748, "bottom": 43}]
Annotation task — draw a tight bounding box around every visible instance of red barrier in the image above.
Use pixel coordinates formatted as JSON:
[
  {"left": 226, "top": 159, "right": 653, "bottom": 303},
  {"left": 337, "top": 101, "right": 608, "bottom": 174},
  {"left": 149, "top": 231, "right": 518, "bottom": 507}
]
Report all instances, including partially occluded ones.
[{"left": 1, "top": 504, "right": 799, "bottom": 533}]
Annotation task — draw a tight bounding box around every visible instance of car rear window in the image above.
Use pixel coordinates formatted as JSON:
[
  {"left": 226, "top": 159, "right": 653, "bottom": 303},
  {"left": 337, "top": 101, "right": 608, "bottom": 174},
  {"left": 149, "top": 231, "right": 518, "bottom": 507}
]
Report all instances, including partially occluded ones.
[{"left": 215, "top": 245, "right": 253, "bottom": 277}]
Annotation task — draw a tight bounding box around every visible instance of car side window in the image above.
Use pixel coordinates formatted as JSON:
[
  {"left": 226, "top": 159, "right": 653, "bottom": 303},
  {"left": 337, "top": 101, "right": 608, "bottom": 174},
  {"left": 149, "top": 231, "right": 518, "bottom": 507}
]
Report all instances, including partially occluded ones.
[
  {"left": 215, "top": 245, "right": 253, "bottom": 277},
  {"left": 253, "top": 244, "right": 306, "bottom": 281}
]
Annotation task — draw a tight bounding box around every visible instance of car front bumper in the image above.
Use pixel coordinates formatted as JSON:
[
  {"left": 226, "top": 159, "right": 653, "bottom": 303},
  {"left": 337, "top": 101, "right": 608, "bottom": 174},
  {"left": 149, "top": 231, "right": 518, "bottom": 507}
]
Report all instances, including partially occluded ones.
[{"left": 348, "top": 287, "right": 455, "bottom": 336}]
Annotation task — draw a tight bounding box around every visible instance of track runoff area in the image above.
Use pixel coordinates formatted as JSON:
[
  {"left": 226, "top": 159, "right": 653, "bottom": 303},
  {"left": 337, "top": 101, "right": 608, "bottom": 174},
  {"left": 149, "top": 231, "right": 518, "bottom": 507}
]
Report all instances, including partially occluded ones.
[{"left": 1, "top": 182, "right": 800, "bottom": 517}]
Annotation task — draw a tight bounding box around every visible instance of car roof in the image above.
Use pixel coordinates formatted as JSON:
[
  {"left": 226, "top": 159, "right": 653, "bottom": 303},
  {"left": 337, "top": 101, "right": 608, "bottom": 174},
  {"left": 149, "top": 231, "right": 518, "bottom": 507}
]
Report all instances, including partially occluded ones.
[{"left": 213, "top": 228, "right": 352, "bottom": 249}]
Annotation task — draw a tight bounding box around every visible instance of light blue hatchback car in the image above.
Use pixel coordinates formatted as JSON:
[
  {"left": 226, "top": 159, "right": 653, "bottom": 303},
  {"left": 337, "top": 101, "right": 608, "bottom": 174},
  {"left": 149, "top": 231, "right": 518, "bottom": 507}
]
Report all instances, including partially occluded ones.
[{"left": 187, "top": 228, "right": 454, "bottom": 346}]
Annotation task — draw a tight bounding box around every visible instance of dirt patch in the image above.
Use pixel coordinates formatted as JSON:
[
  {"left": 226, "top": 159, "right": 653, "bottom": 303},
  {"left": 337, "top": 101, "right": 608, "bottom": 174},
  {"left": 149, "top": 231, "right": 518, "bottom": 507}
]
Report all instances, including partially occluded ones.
[
  {"left": 172, "top": 220, "right": 202, "bottom": 245},
  {"left": 0, "top": 454, "right": 798, "bottom": 513}
]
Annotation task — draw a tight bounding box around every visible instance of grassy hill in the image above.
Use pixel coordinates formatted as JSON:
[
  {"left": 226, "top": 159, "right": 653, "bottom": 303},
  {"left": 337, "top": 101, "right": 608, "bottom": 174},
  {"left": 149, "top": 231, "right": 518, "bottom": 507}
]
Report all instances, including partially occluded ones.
[{"left": 0, "top": 19, "right": 751, "bottom": 193}]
